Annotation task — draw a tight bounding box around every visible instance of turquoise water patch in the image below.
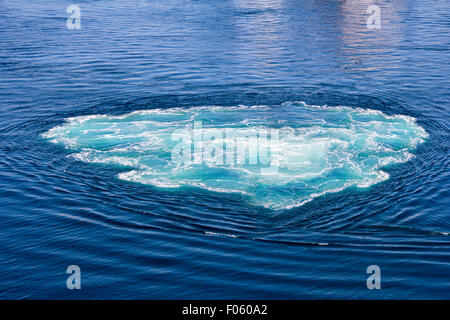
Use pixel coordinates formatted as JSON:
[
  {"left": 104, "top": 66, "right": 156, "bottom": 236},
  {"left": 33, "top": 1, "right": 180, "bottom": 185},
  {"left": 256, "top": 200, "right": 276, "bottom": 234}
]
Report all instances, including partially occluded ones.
[{"left": 43, "top": 102, "right": 428, "bottom": 209}]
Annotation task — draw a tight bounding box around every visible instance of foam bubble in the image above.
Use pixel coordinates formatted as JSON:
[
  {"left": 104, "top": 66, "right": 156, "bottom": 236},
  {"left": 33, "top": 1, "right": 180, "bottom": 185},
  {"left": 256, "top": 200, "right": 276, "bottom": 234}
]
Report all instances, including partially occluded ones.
[{"left": 42, "top": 102, "right": 428, "bottom": 209}]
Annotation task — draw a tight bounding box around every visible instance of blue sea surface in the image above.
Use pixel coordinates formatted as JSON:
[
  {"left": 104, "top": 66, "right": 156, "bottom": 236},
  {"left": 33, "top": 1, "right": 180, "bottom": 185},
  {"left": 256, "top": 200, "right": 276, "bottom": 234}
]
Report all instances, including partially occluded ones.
[{"left": 0, "top": 0, "right": 449, "bottom": 299}]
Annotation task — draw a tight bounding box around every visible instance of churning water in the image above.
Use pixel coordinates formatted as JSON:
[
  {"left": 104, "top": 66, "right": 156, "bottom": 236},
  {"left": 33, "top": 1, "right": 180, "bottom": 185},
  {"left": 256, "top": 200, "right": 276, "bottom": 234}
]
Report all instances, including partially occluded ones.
[{"left": 43, "top": 102, "right": 428, "bottom": 210}]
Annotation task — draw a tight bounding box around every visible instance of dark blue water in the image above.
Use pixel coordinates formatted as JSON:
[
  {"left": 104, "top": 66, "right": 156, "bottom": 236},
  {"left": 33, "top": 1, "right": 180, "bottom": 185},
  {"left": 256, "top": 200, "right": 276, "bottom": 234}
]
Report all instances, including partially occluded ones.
[{"left": 1, "top": 0, "right": 449, "bottom": 299}]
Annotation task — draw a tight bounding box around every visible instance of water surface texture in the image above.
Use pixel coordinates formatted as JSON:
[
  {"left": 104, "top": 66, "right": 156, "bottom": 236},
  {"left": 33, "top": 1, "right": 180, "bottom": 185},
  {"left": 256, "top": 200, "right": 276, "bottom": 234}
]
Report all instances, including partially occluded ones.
[
  {"left": 43, "top": 102, "right": 428, "bottom": 210},
  {"left": 1, "top": 0, "right": 449, "bottom": 299}
]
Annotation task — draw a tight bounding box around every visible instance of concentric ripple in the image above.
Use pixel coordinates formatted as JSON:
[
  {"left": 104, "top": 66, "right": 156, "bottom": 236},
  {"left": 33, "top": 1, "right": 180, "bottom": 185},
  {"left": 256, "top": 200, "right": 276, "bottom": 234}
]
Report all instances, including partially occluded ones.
[{"left": 43, "top": 102, "right": 428, "bottom": 209}]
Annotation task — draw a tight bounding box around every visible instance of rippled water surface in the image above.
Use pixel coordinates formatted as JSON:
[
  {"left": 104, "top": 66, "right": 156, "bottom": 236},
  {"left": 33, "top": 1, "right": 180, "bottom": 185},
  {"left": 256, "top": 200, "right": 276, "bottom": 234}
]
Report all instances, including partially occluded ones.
[{"left": 1, "top": 0, "right": 449, "bottom": 299}]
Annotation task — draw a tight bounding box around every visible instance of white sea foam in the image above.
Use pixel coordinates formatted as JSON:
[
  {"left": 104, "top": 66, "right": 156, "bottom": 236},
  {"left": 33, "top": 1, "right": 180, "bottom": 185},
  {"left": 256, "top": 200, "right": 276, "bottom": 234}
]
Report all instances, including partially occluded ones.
[{"left": 42, "top": 102, "right": 428, "bottom": 209}]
